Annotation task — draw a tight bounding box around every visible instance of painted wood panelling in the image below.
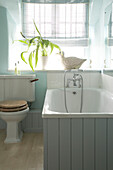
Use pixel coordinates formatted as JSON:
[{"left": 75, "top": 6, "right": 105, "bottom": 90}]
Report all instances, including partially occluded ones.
[
  {"left": 60, "top": 119, "right": 71, "bottom": 170},
  {"left": 0, "top": 109, "right": 43, "bottom": 132},
  {"left": 43, "top": 119, "right": 48, "bottom": 170},
  {"left": 43, "top": 118, "right": 113, "bottom": 170},
  {"left": 95, "top": 119, "right": 106, "bottom": 170},
  {"left": 22, "top": 109, "right": 43, "bottom": 132},
  {"left": 84, "top": 119, "right": 94, "bottom": 170},
  {"left": 72, "top": 119, "right": 82, "bottom": 170},
  {"left": 0, "top": 118, "right": 6, "bottom": 129},
  {"left": 48, "top": 119, "right": 59, "bottom": 170},
  {"left": 108, "top": 119, "right": 113, "bottom": 170}
]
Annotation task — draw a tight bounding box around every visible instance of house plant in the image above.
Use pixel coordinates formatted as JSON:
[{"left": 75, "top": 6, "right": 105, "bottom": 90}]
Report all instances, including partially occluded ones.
[{"left": 18, "top": 21, "right": 61, "bottom": 71}]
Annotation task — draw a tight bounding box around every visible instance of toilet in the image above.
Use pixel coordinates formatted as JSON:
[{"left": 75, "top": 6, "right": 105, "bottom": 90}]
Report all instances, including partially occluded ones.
[
  {"left": 0, "top": 74, "right": 36, "bottom": 143},
  {"left": 0, "top": 100, "right": 29, "bottom": 143}
]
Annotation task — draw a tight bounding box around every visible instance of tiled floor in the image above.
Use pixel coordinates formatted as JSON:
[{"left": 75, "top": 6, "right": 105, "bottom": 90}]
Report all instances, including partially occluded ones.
[{"left": 0, "top": 130, "right": 43, "bottom": 170}]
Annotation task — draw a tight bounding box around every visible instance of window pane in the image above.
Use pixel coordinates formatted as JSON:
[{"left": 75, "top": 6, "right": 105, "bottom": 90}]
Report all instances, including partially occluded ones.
[
  {"left": 58, "top": 4, "right": 66, "bottom": 23},
  {"left": 44, "top": 24, "right": 52, "bottom": 37},
  {"left": 66, "top": 24, "right": 71, "bottom": 37},
  {"left": 66, "top": 5, "right": 71, "bottom": 22}
]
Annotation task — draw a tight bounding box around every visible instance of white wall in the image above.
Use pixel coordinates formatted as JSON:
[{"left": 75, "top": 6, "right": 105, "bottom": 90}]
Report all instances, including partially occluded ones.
[{"left": 47, "top": 71, "right": 101, "bottom": 89}]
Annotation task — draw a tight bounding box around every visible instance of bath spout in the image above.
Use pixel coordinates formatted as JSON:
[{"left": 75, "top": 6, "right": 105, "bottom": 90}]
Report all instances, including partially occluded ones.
[{"left": 67, "top": 74, "right": 82, "bottom": 88}]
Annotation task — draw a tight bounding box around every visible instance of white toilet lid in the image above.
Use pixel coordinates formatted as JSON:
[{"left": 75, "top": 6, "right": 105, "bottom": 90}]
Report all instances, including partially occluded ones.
[{"left": 0, "top": 100, "right": 28, "bottom": 112}]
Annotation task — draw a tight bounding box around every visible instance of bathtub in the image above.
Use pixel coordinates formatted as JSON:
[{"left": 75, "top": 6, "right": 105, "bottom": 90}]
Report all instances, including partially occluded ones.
[
  {"left": 42, "top": 88, "right": 113, "bottom": 118},
  {"left": 43, "top": 88, "right": 113, "bottom": 170}
]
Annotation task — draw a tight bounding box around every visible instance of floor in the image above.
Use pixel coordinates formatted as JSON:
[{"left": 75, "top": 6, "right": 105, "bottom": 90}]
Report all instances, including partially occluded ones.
[{"left": 0, "top": 130, "right": 43, "bottom": 170}]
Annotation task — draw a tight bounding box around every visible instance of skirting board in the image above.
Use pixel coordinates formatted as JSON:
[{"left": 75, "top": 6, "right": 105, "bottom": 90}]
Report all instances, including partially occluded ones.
[{"left": 0, "top": 109, "right": 43, "bottom": 132}]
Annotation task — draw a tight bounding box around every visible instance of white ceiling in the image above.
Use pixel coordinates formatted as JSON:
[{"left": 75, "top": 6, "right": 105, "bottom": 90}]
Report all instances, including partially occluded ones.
[{"left": 0, "top": 0, "right": 20, "bottom": 24}]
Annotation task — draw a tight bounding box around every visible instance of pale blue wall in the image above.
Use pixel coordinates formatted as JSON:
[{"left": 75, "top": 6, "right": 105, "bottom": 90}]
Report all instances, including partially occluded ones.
[
  {"left": 0, "top": 6, "right": 8, "bottom": 73},
  {"left": 29, "top": 71, "right": 47, "bottom": 109},
  {"left": 0, "top": 6, "right": 47, "bottom": 110}
]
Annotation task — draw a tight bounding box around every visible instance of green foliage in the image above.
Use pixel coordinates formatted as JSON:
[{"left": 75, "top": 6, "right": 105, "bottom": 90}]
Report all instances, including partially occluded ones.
[{"left": 17, "top": 21, "right": 61, "bottom": 71}]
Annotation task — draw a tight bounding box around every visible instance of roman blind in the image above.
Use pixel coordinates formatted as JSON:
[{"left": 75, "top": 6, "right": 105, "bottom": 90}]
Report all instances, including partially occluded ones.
[
  {"left": 22, "top": 0, "right": 89, "bottom": 46},
  {"left": 22, "top": 0, "right": 89, "bottom": 4}
]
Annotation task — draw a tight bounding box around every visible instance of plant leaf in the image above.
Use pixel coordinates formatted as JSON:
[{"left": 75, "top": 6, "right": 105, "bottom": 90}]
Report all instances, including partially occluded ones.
[
  {"left": 30, "top": 36, "right": 41, "bottom": 44},
  {"left": 28, "top": 42, "right": 32, "bottom": 49},
  {"left": 32, "top": 50, "right": 35, "bottom": 58},
  {"left": 20, "top": 32, "right": 26, "bottom": 39},
  {"left": 33, "top": 20, "right": 42, "bottom": 37},
  {"left": 40, "top": 41, "right": 43, "bottom": 49},
  {"left": 53, "top": 43, "right": 61, "bottom": 51},
  {"left": 44, "top": 48, "right": 48, "bottom": 56},
  {"left": 49, "top": 42, "right": 54, "bottom": 55},
  {"left": 21, "top": 51, "right": 28, "bottom": 64},
  {"left": 18, "top": 40, "right": 29, "bottom": 45},
  {"left": 35, "top": 45, "right": 39, "bottom": 67},
  {"left": 13, "top": 39, "right": 29, "bottom": 45},
  {"left": 43, "top": 40, "right": 49, "bottom": 48},
  {"left": 29, "top": 52, "right": 34, "bottom": 71}
]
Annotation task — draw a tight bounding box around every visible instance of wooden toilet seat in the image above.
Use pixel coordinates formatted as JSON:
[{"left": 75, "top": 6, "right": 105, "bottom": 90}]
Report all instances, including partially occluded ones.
[{"left": 0, "top": 100, "right": 28, "bottom": 112}]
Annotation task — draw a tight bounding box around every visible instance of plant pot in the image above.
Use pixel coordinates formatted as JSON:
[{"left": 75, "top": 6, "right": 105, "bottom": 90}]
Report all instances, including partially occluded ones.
[{"left": 40, "top": 56, "right": 48, "bottom": 70}]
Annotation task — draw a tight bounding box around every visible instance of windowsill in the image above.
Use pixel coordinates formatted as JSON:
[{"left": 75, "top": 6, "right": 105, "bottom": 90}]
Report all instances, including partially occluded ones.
[
  {"left": 103, "top": 68, "right": 113, "bottom": 71},
  {"left": 0, "top": 74, "right": 36, "bottom": 78},
  {"left": 8, "top": 68, "right": 102, "bottom": 73}
]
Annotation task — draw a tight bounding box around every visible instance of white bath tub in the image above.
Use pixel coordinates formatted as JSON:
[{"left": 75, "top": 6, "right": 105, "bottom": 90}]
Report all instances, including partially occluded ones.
[
  {"left": 42, "top": 88, "right": 113, "bottom": 118},
  {"left": 43, "top": 88, "right": 113, "bottom": 170}
]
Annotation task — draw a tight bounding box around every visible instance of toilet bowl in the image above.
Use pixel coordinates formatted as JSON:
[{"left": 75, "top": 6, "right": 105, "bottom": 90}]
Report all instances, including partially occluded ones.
[{"left": 0, "top": 100, "right": 29, "bottom": 143}]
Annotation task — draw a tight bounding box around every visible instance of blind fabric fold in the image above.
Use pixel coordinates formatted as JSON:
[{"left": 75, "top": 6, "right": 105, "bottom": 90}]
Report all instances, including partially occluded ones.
[
  {"left": 52, "top": 38, "right": 89, "bottom": 46},
  {"left": 22, "top": 0, "right": 89, "bottom": 4}
]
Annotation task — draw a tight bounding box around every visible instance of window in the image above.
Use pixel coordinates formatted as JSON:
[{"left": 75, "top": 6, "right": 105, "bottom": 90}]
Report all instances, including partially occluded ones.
[{"left": 22, "top": 3, "right": 89, "bottom": 40}]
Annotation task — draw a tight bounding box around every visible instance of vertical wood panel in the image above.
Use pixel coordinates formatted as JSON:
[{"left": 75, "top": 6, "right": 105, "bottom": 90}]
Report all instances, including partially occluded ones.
[
  {"left": 21, "top": 109, "right": 43, "bottom": 132},
  {"left": 0, "top": 119, "right": 6, "bottom": 129},
  {"left": 84, "top": 119, "right": 94, "bottom": 170},
  {"left": 72, "top": 119, "right": 82, "bottom": 170},
  {"left": 48, "top": 119, "right": 59, "bottom": 170},
  {"left": 108, "top": 119, "right": 113, "bottom": 170},
  {"left": 43, "top": 119, "right": 48, "bottom": 170},
  {"left": 96, "top": 119, "right": 106, "bottom": 170},
  {"left": 60, "top": 119, "right": 71, "bottom": 170},
  {"left": 0, "top": 79, "right": 4, "bottom": 101}
]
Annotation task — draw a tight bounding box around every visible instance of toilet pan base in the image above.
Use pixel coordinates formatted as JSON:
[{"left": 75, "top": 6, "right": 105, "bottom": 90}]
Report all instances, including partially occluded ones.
[
  {"left": 0, "top": 107, "right": 29, "bottom": 143},
  {"left": 4, "top": 121, "right": 23, "bottom": 143}
]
